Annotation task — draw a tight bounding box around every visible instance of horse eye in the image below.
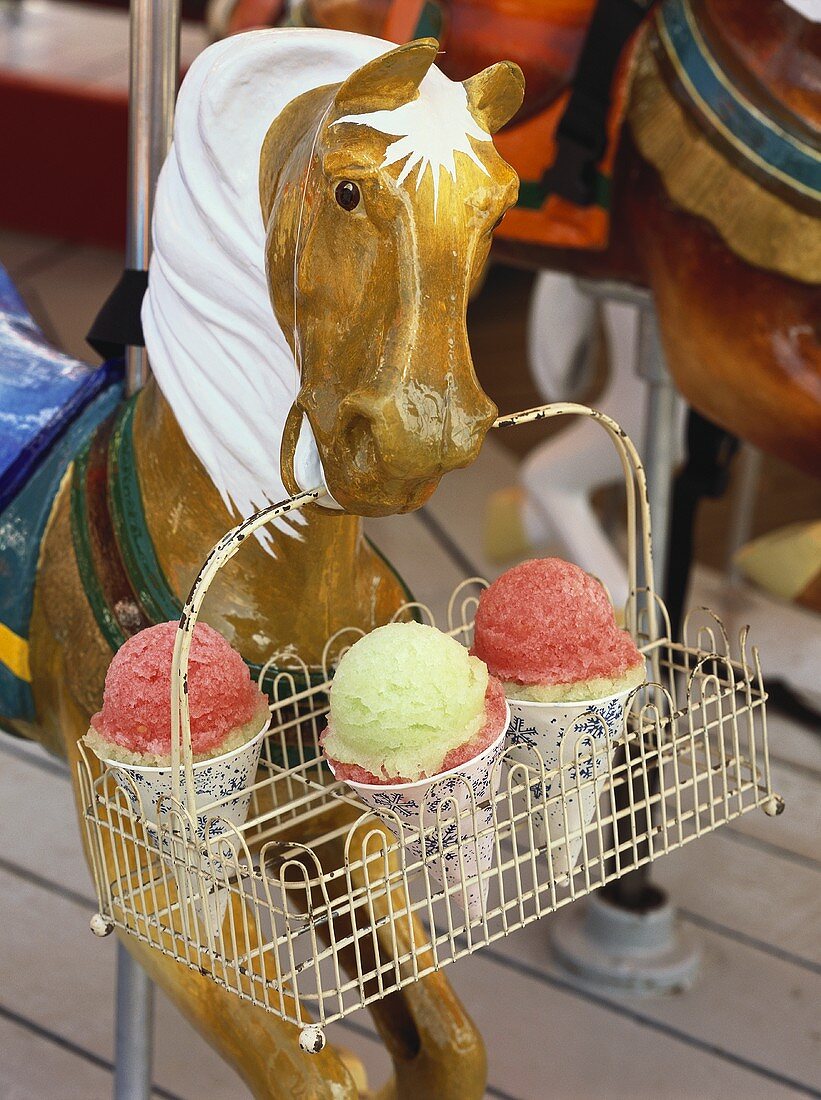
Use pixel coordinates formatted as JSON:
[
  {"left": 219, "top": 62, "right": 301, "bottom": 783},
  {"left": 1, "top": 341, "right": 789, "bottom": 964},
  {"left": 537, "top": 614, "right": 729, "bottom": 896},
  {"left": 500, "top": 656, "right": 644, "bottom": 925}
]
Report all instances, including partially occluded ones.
[{"left": 335, "top": 180, "right": 361, "bottom": 212}]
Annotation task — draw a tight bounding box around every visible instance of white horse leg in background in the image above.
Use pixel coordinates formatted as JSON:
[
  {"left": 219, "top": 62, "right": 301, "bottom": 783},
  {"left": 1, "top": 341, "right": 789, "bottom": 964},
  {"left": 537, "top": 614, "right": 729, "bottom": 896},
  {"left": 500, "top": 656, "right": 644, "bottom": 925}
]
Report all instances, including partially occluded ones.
[{"left": 518, "top": 272, "right": 684, "bottom": 609}]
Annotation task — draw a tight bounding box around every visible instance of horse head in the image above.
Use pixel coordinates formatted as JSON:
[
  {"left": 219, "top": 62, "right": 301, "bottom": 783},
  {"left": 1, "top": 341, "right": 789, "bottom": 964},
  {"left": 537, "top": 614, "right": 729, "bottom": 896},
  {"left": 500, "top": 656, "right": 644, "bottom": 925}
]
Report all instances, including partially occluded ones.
[{"left": 265, "top": 38, "right": 523, "bottom": 515}]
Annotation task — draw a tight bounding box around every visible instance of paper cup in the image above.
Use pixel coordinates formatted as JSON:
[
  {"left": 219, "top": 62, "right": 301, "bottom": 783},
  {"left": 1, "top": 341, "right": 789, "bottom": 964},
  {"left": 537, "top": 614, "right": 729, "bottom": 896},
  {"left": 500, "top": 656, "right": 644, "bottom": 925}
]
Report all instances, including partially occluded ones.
[
  {"left": 103, "top": 719, "right": 268, "bottom": 933},
  {"left": 329, "top": 705, "right": 509, "bottom": 921},
  {"left": 505, "top": 691, "right": 629, "bottom": 878}
]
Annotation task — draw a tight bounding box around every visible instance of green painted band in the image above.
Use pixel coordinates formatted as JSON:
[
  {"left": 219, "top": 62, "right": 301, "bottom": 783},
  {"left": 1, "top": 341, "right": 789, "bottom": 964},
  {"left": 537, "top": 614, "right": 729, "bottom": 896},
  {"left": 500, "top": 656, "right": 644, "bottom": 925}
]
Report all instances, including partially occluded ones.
[
  {"left": 69, "top": 441, "right": 128, "bottom": 654},
  {"left": 108, "top": 398, "right": 181, "bottom": 626},
  {"left": 412, "top": 1, "right": 444, "bottom": 40}
]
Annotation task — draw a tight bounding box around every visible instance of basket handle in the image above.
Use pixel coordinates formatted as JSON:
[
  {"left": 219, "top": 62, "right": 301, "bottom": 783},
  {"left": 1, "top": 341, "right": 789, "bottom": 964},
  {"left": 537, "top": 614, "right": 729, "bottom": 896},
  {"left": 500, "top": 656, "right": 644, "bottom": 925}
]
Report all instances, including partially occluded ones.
[
  {"left": 491, "top": 402, "right": 656, "bottom": 637},
  {"left": 170, "top": 488, "right": 323, "bottom": 817}
]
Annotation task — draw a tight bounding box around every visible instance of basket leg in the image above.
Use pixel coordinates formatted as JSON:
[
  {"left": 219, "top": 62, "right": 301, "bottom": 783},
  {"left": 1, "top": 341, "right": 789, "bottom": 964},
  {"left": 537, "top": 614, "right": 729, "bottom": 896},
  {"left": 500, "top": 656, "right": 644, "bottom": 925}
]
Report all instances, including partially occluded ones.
[{"left": 114, "top": 943, "right": 155, "bottom": 1100}]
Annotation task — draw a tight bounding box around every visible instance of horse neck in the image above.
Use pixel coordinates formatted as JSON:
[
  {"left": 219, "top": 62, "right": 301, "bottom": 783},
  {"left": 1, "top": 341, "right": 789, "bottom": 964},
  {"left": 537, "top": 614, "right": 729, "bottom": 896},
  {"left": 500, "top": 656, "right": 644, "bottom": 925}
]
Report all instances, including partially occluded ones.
[{"left": 132, "top": 381, "right": 367, "bottom": 666}]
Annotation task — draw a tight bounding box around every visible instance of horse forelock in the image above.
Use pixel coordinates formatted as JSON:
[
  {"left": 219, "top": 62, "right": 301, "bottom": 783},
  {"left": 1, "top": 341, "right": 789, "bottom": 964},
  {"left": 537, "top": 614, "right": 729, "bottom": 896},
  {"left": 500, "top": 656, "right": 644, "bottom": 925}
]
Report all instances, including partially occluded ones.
[{"left": 334, "top": 68, "right": 493, "bottom": 214}]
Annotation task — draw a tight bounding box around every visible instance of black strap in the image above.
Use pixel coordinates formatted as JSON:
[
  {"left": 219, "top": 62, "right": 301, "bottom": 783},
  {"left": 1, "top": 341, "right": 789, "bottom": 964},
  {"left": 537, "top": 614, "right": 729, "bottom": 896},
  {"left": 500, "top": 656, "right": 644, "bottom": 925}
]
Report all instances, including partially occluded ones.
[
  {"left": 87, "top": 268, "right": 148, "bottom": 359},
  {"left": 665, "top": 408, "right": 739, "bottom": 640},
  {"left": 542, "top": 0, "right": 653, "bottom": 206}
]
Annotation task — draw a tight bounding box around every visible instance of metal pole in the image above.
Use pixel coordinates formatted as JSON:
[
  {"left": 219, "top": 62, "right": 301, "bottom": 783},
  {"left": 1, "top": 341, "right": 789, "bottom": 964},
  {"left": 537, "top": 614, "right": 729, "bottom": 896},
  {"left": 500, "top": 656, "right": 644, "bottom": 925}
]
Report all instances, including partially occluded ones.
[
  {"left": 125, "top": 0, "right": 181, "bottom": 394},
  {"left": 636, "top": 305, "right": 677, "bottom": 595},
  {"left": 726, "top": 444, "right": 762, "bottom": 582},
  {"left": 114, "top": 943, "right": 155, "bottom": 1100},
  {"left": 114, "top": 3, "right": 180, "bottom": 1096},
  {"left": 575, "top": 281, "right": 679, "bottom": 594}
]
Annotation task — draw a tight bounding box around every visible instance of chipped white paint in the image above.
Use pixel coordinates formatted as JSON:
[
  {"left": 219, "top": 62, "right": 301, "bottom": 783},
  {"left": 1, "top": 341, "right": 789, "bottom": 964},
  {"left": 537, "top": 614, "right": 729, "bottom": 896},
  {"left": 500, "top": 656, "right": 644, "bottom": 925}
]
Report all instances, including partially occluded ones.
[{"left": 335, "top": 74, "right": 491, "bottom": 213}]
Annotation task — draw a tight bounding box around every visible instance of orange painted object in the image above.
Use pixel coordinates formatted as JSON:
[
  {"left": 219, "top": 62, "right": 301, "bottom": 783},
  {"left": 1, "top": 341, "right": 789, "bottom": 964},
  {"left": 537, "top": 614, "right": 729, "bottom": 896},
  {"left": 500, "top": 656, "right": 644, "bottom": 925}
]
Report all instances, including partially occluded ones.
[
  {"left": 254, "top": 0, "right": 648, "bottom": 251},
  {"left": 493, "top": 31, "right": 643, "bottom": 251},
  {"left": 385, "top": 0, "right": 594, "bottom": 117}
]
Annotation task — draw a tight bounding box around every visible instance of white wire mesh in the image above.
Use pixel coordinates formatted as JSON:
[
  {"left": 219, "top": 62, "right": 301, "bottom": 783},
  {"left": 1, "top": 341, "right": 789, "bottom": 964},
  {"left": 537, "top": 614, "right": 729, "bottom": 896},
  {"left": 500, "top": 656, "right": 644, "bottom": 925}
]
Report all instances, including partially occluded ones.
[{"left": 79, "top": 579, "right": 777, "bottom": 1029}]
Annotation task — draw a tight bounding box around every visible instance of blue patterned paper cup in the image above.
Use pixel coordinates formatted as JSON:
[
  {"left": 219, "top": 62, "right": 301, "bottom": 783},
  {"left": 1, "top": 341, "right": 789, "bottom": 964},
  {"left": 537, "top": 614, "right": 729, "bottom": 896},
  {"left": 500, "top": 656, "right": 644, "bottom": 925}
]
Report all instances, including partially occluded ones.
[
  {"left": 329, "top": 705, "right": 509, "bottom": 920},
  {"left": 104, "top": 718, "right": 269, "bottom": 933},
  {"left": 505, "top": 691, "right": 630, "bottom": 877}
]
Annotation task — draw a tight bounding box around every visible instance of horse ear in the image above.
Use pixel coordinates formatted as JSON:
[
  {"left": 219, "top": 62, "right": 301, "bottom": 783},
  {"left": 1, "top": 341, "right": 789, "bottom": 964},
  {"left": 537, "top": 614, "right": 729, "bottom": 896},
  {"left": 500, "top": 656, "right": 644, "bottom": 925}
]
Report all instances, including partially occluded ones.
[
  {"left": 463, "top": 61, "right": 524, "bottom": 134},
  {"left": 333, "top": 37, "right": 439, "bottom": 115}
]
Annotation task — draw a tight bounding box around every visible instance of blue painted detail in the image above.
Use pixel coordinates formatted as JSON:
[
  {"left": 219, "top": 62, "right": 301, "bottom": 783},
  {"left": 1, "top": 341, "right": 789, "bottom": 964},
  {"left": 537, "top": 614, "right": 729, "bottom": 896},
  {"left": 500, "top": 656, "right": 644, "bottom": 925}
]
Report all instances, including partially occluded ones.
[
  {"left": 0, "top": 264, "right": 124, "bottom": 722},
  {"left": 0, "top": 265, "right": 124, "bottom": 513},
  {"left": 660, "top": 0, "right": 821, "bottom": 200}
]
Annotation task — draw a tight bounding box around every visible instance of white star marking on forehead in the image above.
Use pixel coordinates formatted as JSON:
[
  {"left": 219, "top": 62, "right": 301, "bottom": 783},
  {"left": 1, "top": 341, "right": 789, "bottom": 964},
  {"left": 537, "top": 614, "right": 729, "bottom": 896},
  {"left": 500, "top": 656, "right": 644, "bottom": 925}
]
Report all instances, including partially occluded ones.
[{"left": 334, "top": 73, "right": 492, "bottom": 214}]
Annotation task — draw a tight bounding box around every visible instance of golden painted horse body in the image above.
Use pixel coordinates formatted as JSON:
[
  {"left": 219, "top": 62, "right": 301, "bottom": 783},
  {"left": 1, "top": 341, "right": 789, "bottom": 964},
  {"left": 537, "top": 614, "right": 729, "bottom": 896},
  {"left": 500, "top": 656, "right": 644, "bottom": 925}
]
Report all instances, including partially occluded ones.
[{"left": 14, "top": 31, "right": 525, "bottom": 1097}]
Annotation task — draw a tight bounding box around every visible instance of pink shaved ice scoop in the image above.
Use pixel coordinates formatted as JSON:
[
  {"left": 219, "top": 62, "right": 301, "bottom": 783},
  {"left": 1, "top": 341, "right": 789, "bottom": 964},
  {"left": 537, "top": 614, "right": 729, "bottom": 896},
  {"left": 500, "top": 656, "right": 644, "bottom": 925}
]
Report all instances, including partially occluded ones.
[
  {"left": 472, "top": 558, "right": 643, "bottom": 688},
  {"left": 90, "top": 621, "right": 268, "bottom": 760}
]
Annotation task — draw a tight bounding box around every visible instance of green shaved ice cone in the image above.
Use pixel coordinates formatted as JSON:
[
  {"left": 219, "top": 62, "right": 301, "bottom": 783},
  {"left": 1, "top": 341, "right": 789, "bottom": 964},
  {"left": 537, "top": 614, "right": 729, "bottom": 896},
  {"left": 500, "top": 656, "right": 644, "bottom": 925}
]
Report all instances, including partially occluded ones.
[{"left": 323, "top": 622, "right": 489, "bottom": 781}]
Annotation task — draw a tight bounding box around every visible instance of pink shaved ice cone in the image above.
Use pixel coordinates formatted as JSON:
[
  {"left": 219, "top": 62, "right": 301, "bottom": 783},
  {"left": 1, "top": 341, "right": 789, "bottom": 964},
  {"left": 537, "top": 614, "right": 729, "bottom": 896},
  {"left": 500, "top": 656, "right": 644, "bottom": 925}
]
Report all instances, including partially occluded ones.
[
  {"left": 472, "top": 558, "right": 644, "bottom": 703},
  {"left": 472, "top": 559, "right": 643, "bottom": 875},
  {"left": 103, "top": 717, "right": 270, "bottom": 942},
  {"left": 86, "top": 622, "right": 270, "bottom": 937}
]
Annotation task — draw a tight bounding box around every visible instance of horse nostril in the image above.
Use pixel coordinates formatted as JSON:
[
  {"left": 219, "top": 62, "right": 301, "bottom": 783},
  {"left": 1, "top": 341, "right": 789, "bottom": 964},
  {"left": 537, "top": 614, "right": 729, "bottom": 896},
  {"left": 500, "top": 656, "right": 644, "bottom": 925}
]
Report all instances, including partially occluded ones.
[{"left": 343, "top": 412, "right": 378, "bottom": 473}]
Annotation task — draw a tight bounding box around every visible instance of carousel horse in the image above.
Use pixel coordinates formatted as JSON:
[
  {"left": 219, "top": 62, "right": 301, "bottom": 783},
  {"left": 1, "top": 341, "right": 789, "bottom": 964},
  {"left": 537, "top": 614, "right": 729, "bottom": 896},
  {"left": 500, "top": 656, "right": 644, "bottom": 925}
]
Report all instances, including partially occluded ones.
[
  {"left": 0, "top": 31, "right": 524, "bottom": 1097},
  {"left": 230, "top": 0, "right": 821, "bottom": 477}
]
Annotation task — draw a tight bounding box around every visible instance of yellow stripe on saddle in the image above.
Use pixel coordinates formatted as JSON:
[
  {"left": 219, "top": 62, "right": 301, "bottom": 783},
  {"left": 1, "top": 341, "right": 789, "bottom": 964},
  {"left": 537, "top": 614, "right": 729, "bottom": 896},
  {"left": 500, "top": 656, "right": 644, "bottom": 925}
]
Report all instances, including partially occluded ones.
[{"left": 0, "top": 622, "right": 31, "bottom": 682}]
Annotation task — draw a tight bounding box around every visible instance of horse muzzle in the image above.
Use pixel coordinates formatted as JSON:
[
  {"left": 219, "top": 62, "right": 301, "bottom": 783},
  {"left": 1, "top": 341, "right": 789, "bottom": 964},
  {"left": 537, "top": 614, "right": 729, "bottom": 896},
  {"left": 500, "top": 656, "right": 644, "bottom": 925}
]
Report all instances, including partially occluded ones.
[{"left": 307, "top": 388, "right": 497, "bottom": 515}]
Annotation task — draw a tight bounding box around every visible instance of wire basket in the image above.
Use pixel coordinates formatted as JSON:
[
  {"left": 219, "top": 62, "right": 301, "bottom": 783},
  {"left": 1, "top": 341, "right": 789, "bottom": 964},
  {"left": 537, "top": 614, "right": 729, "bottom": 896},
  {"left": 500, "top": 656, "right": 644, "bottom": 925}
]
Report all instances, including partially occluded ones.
[{"left": 79, "top": 403, "right": 782, "bottom": 1047}]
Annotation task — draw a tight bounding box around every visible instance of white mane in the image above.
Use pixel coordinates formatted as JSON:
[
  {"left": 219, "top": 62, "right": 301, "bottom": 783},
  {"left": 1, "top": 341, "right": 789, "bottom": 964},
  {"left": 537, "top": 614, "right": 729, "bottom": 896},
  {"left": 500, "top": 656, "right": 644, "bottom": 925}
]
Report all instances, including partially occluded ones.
[{"left": 143, "top": 28, "right": 489, "bottom": 546}]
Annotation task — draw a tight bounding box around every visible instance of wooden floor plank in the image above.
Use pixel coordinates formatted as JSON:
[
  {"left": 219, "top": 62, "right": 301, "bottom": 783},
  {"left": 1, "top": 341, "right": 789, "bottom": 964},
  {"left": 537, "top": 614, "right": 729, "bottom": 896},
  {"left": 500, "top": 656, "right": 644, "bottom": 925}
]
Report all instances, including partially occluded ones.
[
  {"left": 0, "top": 869, "right": 251, "bottom": 1099},
  {"left": 754, "top": 710, "right": 821, "bottom": 778},
  {"left": 654, "top": 831, "right": 821, "bottom": 970},
  {"left": 489, "top": 914, "right": 821, "bottom": 1094},
  {"left": 0, "top": 1012, "right": 114, "bottom": 1100},
  {"left": 446, "top": 936, "right": 807, "bottom": 1100},
  {"left": 1, "top": 736, "right": 89, "bottom": 898},
  {"left": 728, "top": 759, "right": 820, "bottom": 865}
]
